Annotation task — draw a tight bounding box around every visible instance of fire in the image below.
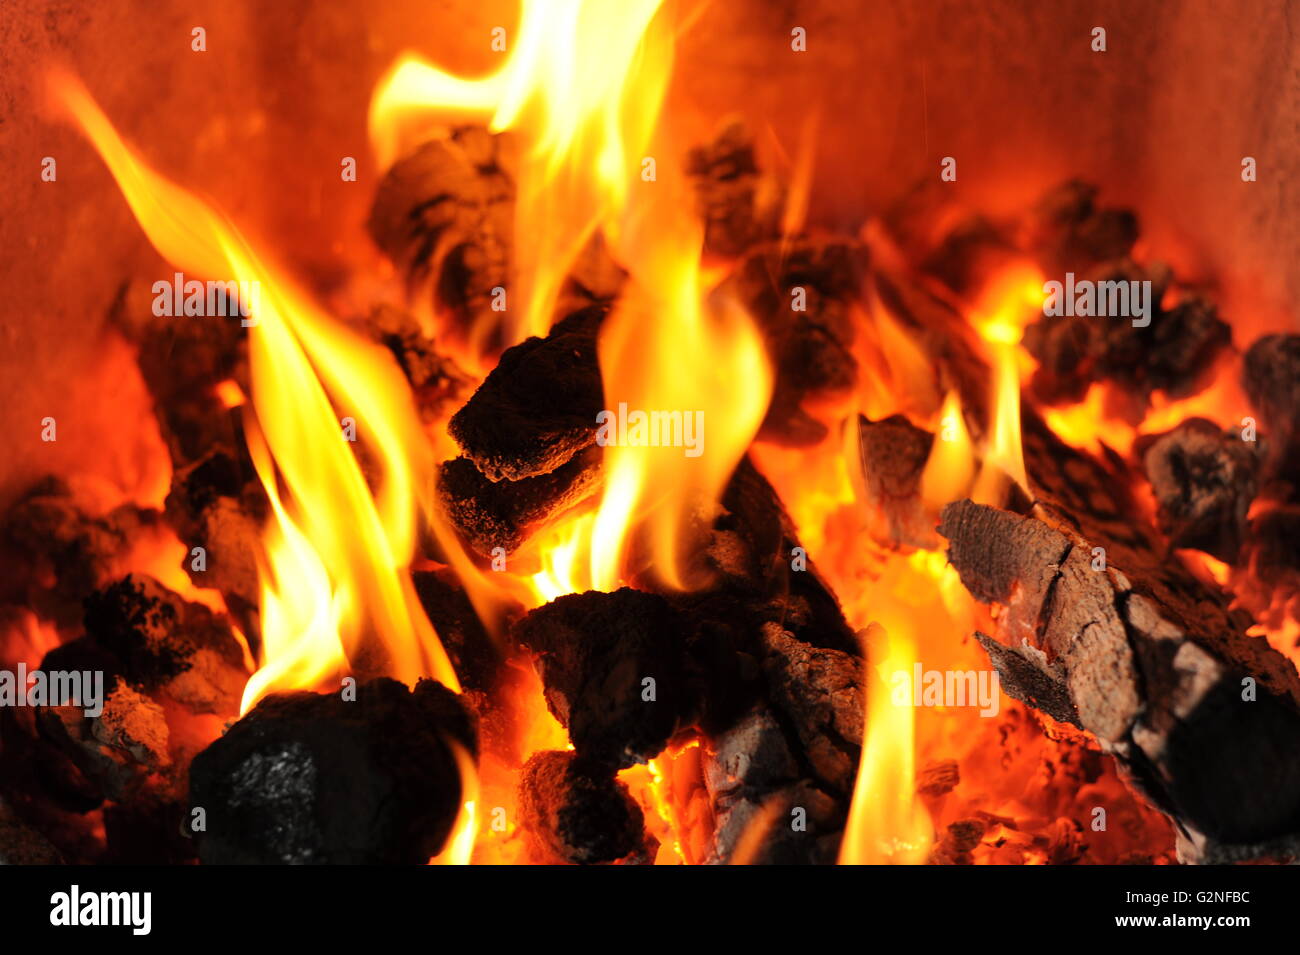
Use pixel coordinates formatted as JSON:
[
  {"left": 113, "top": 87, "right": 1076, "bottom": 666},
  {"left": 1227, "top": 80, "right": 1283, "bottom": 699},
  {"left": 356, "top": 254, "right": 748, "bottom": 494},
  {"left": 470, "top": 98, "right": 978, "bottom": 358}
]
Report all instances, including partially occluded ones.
[
  {"left": 840, "top": 619, "right": 933, "bottom": 864},
  {"left": 369, "top": 0, "right": 672, "bottom": 347},
  {"left": 49, "top": 73, "right": 460, "bottom": 716},
  {"left": 969, "top": 265, "right": 1041, "bottom": 502},
  {"left": 919, "top": 390, "right": 976, "bottom": 511},
  {"left": 589, "top": 218, "right": 773, "bottom": 592}
]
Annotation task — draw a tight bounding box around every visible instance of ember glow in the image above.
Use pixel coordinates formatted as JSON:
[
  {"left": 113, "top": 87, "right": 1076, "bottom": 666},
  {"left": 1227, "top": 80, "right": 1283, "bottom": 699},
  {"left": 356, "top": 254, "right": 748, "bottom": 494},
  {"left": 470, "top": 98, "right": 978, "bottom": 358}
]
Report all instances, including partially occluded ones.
[{"left": 16, "top": 2, "right": 1300, "bottom": 875}]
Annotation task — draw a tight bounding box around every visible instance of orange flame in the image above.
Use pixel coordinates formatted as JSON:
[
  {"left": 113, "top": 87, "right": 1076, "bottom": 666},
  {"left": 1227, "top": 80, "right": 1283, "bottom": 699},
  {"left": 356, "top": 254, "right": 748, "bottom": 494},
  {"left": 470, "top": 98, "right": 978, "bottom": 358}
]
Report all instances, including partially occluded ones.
[
  {"left": 49, "top": 72, "right": 460, "bottom": 716},
  {"left": 840, "top": 620, "right": 933, "bottom": 864},
  {"left": 970, "top": 265, "right": 1042, "bottom": 502},
  {"left": 369, "top": 0, "right": 672, "bottom": 347}
]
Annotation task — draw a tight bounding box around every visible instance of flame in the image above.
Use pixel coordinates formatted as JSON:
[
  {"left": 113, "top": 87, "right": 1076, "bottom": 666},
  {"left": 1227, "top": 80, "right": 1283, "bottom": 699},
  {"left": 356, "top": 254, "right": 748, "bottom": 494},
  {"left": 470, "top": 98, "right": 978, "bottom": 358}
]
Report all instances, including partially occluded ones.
[
  {"left": 589, "top": 219, "right": 774, "bottom": 592},
  {"left": 969, "top": 265, "right": 1042, "bottom": 502},
  {"left": 431, "top": 740, "right": 480, "bottom": 865},
  {"left": 840, "top": 620, "right": 933, "bottom": 864},
  {"left": 919, "top": 390, "right": 976, "bottom": 511},
  {"left": 50, "top": 73, "right": 460, "bottom": 716},
  {"left": 369, "top": 0, "right": 672, "bottom": 347}
]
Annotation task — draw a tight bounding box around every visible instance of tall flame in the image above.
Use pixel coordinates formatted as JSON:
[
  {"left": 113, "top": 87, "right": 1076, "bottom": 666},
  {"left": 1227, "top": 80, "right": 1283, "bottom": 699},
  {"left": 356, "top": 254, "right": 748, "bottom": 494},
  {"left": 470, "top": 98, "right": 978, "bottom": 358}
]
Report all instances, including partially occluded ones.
[
  {"left": 588, "top": 213, "right": 773, "bottom": 592},
  {"left": 970, "top": 265, "right": 1041, "bottom": 502},
  {"left": 49, "top": 72, "right": 460, "bottom": 715},
  {"left": 369, "top": 0, "right": 672, "bottom": 347},
  {"left": 840, "top": 619, "right": 933, "bottom": 864}
]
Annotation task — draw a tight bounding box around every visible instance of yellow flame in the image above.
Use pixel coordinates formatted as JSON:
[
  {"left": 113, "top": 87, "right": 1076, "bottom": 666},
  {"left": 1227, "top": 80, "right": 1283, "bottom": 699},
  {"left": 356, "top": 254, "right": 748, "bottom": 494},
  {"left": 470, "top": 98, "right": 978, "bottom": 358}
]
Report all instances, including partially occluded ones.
[
  {"left": 919, "top": 390, "right": 976, "bottom": 512},
  {"left": 589, "top": 218, "right": 773, "bottom": 592},
  {"left": 431, "top": 740, "right": 480, "bottom": 865},
  {"left": 49, "top": 72, "right": 460, "bottom": 716},
  {"left": 969, "top": 266, "right": 1041, "bottom": 502},
  {"left": 369, "top": 0, "right": 672, "bottom": 347},
  {"left": 840, "top": 621, "right": 933, "bottom": 864}
]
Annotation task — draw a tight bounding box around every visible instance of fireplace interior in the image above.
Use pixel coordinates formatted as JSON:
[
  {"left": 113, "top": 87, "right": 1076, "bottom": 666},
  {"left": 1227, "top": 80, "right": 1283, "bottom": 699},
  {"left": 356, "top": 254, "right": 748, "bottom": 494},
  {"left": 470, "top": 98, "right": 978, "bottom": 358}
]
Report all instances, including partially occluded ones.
[{"left": 1, "top": 0, "right": 1299, "bottom": 866}]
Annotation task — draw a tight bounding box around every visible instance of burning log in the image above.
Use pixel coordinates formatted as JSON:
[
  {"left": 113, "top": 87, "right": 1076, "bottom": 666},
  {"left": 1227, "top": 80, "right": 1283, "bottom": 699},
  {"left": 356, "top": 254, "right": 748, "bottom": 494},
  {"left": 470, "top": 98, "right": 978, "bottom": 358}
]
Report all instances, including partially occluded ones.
[
  {"left": 1021, "top": 263, "right": 1230, "bottom": 409},
  {"left": 357, "top": 303, "right": 473, "bottom": 424},
  {"left": 368, "top": 128, "right": 514, "bottom": 340},
  {"left": 447, "top": 305, "right": 605, "bottom": 482},
  {"left": 369, "top": 129, "right": 624, "bottom": 343},
  {"left": 1019, "top": 180, "right": 1139, "bottom": 275},
  {"left": 35, "top": 684, "right": 170, "bottom": 804},
  {"left": 701, "top": 707, "right": 843, "bottom": 864},
  {"left": 516, "top": 750, "right": 653, "bottom": 864},
  {"left": 685, "top": 119, "right": 779, "bottom": 257},
  {"left": 436, "top": 446, "right": 602, "bottom": 557},
  {"left": 513, "top": 588, "right": 695, "bottom": 769},
  {"left": 853, "top": 413, "right": 936, "bottom": 550},
  {"left": 870, "top": 270, "right": 992, "bottom": 436},
  {"left": 0, "top": 477, "right": 160, "bottom": 628},
  {"left": 724, "top": 237, "right": 866, "bottom": 446},
  {"left": 1243, "top": 333, "right": 1300, "bottom": 482},
  {"left": 939, "top": 495, "right": 1300, "bottom": 862},
  {"left": 1136, "top": 418, "right": 1260, "bottom": 563},
  {"left": 109, "top": 279, "right": 248, "bottom": 470},
  {"left": 188, "top": 677, "right": 474, "bottom": 865},
  {"left": 164, "top": 446, "right": 266, "bottom": 623},
  {"left": 760, "top": 624, "right": 863, "bottom": 796}
]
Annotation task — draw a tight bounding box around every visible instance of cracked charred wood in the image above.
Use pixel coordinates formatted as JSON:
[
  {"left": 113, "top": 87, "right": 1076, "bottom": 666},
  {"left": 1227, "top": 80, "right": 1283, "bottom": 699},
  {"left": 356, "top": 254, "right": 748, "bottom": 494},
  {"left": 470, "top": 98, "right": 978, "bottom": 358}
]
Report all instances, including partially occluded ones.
[
  {"left": 702, "top": 707, "right": 843, "bottom": 864},
  {"left": 369, "top": 129, "right": 622, "bottom": 345},
  {"left": 1136, "top": 418, "right": 1259, "bottom": 563},
  {"left": 663, "top": 456, "right": 859, "bottom": 745},
  {"left": 513, "top": 588, "right": 696, "bottom": 769},
  {"left": 685, "top": 118, "right": 778, "bottom": 257},
  {"left": 1243, "top": 334, "right": 1300, "bottom": 482},
  {"left": 188, "top": 677, "right": 474, "bottom": 865},
  {"left": 35, "top": 684, "right": 170, "bottom": 804},
  {"left": 447, "top": 305, "right": 605, "bottom": 482},
  {"left": 357, "top": 303, "right": 473, "bottom": 424},
  {"left": 368, "top": 128, "right": 514, "bottom": 343},
  {"left": 165, "top": 444, "right": 266, "bottom": 624},
  {"left": 1019, "top": 180, "right": 1139, "bottom": 275},
  {"left": 938, "top": 495, "right": 1300, "bottom": 863},
  {"left": 853, "top": 413, "right": 936, "bottom": 550},
  {"left": 0, "top": 477, "right": 159, "bottom": 628},
  {"left": 436, "top": 445, "right": 602, "bottom": 557},
  {"left": 724, "top": 237, "right": 865, "bottom": 446},
  {"left": 760, "top": 624, "right": 863, "bottom": 796},
  {"left": 517, "top": 750, "right": 653, "bottom": 864}
]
